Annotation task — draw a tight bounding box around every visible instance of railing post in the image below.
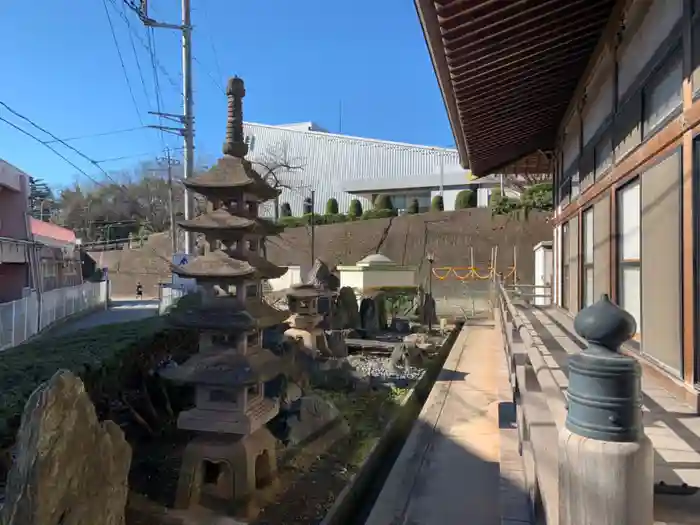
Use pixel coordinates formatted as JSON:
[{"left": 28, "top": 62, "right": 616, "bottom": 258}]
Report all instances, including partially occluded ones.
[{"left": 559, "top": 294, "right": 653, "bottom": 525}]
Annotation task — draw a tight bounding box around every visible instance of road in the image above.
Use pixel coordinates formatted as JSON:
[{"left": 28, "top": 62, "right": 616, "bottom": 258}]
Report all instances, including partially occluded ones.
[{"left": 49, "top": 299, "right": 159, "bottom": 337}]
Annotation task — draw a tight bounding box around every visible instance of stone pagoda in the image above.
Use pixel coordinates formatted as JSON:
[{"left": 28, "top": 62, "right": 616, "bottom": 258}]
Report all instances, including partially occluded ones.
[{"left": 163, "top": 76, "right": 289, "bottom": 514}]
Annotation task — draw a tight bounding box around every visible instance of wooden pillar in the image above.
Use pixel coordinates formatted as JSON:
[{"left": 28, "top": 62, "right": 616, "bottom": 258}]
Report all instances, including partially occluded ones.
[{"left": 682, "top": 0, "right": 696, "bottom": 385}]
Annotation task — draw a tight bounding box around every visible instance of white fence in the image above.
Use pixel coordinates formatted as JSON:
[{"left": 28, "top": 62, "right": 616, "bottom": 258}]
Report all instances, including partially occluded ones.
[
  {"left": 158, "top": 284, "right": 188, "bottom": 315},
  {"left": 0, "top": 281, "right": 108, "bottom": 351}
]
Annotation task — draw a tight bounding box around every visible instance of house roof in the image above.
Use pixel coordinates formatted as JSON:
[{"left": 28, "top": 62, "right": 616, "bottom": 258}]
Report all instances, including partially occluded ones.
[
  {"left": 414, "top": 0, "right": 616, "bottom": 176},
  {"left": 30, "top": 218, "right": 77, "bottom": 247}
]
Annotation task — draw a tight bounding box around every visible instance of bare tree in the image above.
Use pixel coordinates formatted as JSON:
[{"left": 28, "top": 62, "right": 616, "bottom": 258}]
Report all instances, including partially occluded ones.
[
  {"left": 503, "top": 171, "right": 553, "bottom": 192},
  {"left": 252, "top": 141, "right": 306, "bottom": 220}
]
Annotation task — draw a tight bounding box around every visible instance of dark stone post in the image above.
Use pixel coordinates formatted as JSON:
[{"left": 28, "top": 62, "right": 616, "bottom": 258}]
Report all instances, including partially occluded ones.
[{"left": 558, "top": 294, "right": 653, "bottom": 525}]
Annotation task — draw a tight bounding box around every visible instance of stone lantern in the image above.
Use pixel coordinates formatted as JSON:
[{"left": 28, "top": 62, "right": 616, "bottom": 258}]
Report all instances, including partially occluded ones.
[
  {"left": 284, "top": 283, "right": 335, "bottom": 358},
  {"left": 162, "top": 76, "right": 290, "bottom": 515}
]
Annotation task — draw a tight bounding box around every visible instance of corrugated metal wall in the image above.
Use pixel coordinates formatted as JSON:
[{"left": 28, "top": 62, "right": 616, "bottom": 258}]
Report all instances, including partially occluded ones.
[{"left": 242, "top": 123, "right": 461, "bottom": 216}]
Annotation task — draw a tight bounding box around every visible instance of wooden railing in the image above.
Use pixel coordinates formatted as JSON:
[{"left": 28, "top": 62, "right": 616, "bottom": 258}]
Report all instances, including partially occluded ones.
[{"left": 494, "top": 278, "right": 562, "bottom": 525}]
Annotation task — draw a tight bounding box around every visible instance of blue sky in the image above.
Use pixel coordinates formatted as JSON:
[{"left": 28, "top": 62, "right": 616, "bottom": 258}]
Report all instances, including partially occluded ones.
[{"left": 0, "top": 0, "right": 454, "bottom": 189}]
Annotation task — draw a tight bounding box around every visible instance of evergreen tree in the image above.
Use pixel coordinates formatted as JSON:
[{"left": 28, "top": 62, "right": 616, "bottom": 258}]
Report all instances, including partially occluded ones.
[
  {"left": 302, "top": 197, "right": 313, "bottom": 215},
  {"left": 431, "top": 195, "right": 444, "bottom": 211},
  {"left": 348, "top": 199, "right": 363, "bottom": 217},
  {"left": 374, "top": 194, "right": 393, "bottom": 211},
  {"left": 455, "top": 189, "right": 477, "bottom": 209},
  {"left": 325, "top": 197, "right": 339, "bottom": 215},
  {"left": 280, "top": 202, "right": 293, "bottom": 217},
  {"left": 29, "top": 177, "right": 55, "bottom": 222},
  {"left": 407, "top": 198, "right": 420, "bottom": 214}
]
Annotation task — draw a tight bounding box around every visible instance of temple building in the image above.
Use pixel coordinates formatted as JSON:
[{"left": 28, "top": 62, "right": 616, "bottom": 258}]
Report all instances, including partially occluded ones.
[
  {"left": 162, "top": 76, "right": 289, "bottom": 513},
  {"left": 415, "top": 0, "right": 700, "bottom": 407}
]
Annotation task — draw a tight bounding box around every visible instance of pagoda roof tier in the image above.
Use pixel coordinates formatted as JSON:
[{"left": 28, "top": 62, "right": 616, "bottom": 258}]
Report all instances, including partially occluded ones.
[
  {"left": 285, "top": 283, "right": 335, "bottom": 299},
  {"left": 184, "top": 156, "right": 280, "bottom": 201},
  {"left": 244, "top": 298, "right": 289, "bottom": 328},
  {"left": 171, "top": 250, "right": 287, "bottom": 281},
  {"left": 178, "top": 208, "right": 284, "bottom": 236},
  {"left": 166, "top": 297, "right": 257, "bottom": 331},
  {"left": 160, "top": 346, "right": 282, "bottom": 386}
]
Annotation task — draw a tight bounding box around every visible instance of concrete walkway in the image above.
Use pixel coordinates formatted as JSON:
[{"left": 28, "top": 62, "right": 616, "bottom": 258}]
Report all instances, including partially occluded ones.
[
  {"left": 49, "top": 299, "right": 159, "bottom": 336},
  {"left": 366, "top": 324, "right": 529, "bottom": 525}
]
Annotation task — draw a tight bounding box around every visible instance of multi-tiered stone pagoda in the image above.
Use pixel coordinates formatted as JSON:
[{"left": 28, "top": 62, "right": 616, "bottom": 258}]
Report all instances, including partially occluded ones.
[{"left": 163, "top": 76, "right": 289, "bottom": 513}]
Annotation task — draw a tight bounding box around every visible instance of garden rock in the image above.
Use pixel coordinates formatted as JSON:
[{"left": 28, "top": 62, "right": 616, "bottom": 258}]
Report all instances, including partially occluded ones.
[
  {"left": 286, "top": 395, "right": 349, "bottom": 446},
  {"left": 325, "top": 330, "right": 349, "bottom": 358},
  {"left": 334, "top": 287, "right": 360, "bottom": 329},
  {"left": 0, "top": 370, "right": 132, "bottom": 525}
]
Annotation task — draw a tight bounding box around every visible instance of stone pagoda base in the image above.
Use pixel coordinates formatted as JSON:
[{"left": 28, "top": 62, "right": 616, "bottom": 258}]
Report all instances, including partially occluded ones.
[
  {"left": 178, "top": 398, "right": 280, "bottom": 435},
  {"left": 174, "top": 427, "right": 278, "bottom": 516}
]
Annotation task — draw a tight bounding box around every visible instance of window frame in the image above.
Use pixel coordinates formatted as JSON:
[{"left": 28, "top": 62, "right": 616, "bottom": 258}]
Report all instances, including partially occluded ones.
[
  {"left": 561, "top": 222, "right": 570, "bottom": 310},
  {"left": 581, "top": 207, "right": 595, "bottom": 309},
  {"left": 616, "top": 178, "right": 642, "bottom": 340}
]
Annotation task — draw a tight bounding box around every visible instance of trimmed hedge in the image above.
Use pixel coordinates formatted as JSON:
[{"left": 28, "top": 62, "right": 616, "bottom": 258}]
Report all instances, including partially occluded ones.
[{"left": 0, "top": 318, "right": 197, "bottom": 448}]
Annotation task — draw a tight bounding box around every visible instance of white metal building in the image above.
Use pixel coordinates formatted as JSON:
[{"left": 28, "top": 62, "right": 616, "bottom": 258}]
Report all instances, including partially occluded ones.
[{"left": 242, "top": 122, "right": 464, "bottom": 216}]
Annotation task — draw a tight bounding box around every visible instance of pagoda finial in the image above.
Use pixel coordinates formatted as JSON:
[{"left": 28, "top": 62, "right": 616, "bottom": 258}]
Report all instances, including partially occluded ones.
[{"left": 223, "top": 76, "right": 249, "bottom": 158}]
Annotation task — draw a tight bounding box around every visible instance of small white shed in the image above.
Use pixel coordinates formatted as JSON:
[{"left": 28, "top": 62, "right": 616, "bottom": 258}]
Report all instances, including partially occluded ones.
[{"left": 337, "top": 254, "right": 417, "bottom": 292}]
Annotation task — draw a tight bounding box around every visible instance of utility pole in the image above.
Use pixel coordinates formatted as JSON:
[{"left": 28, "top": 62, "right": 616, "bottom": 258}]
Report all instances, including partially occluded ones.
[
  {"left": 310, "top": 190, "right": 316, "bottom": 266},
  {"left": 181, "top": 0, "right": 195, "bottom": 255},
  {"left": 150, "top": 148, "right": 181, "bottom": 254},
  {"left": 139, "top": 0, "right": 195, "bottom": 255}
]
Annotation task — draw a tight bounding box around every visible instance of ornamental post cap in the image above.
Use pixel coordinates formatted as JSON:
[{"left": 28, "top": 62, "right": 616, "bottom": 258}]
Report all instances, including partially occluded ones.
[
  {"left": 226, "top": 76, "right": 246, "bottom": 97},
  {"left": 573, "top": 293, "right": 637, "bottom": 351}
]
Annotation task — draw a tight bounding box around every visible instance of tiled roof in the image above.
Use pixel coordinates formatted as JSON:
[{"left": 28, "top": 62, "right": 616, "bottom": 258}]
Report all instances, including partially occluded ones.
[{"left": 30, "top": 218, "right": 76, "bottom": 246}]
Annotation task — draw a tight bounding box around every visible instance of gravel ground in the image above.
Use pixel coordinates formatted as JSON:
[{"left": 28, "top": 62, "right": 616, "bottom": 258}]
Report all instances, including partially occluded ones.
[{"left": 346, "top": 355, "right": 424, "bottom": 388}]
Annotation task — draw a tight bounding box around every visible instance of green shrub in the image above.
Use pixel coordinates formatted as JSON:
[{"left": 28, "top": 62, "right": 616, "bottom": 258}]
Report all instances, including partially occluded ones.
[
  {"left": 455, "top": 190, "right": 477, "bottom": 209},
  {"left": 489, "top": 188, "right": 521, "bottom": 216},
  {"left": 348, "top": 199, "right": 363, "bottom": 218},
  {"left": 323, "top": 213, "right": 347, "bottom": 224},
  {"left": 362, "top": 209, "right": 397, "bottom": 220},
  {"left": 0, "top": 318, "right": 197, "bottom": 448},
  {"left": 325, "top": 198, "right": 339, "bottom": 215},
  {"left": 302, "top": 197, "right": 313, "bottom": 215},
  {"left": 407, "top": 198, "right": 420, "bottom": 214},
  {"left": 374, "top": 194, "right": 393, "bottom": 211},
  {"left": 520, "top": 182, "right": 553, "bottom": 212},
  {"left": 431, "top": 195, "right": 444, "bottom": 211},
  {"left": 280, "top": 202, "right": 292, "bottom": 217}
]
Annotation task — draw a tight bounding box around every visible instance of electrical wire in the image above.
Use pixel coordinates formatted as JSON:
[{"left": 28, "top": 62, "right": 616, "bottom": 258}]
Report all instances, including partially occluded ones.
[
  {"left": 105, "top": 0, "right": 180, "bottom": 92},
  {"left": 0, "top": 101, "right": 124, "bottom": 186},
  {"left": 146, "top": 26, "right": 168, "bottom": 149},
  {"left": 120, "top": 0, "right": 151, "bottom": 109},
  {"left": 43, "top": 126, "right": 146, "bottom": 144},
  {"left": 101, "top": 0, "right": 145, "bottom": 126},
  {"left": 0, "top": 116, "right": 104, "bottom": 187}
]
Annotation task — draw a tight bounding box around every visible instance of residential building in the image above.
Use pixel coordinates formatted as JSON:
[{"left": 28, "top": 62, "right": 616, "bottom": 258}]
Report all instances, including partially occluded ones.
[
  {"left": 241, "top": 122, "right": 462, "bottom": 215},
  {"left": 416, "top": 0, "right": 699, "bottom": 390},
  {"left": 30, "top": 218, "right": 82, "bottom": 292},
  {"left": 0, "top": 159, "right": 32, "bottom": 302}
]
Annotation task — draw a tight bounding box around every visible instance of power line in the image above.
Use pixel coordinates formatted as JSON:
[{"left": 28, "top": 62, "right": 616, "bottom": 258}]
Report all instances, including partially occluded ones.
[
  {"left": 0, "top": 116, "right": 103, "bottom": 187},
  {"left": 120, "top": 0, "right": 151, "bottom": 108},
  {"left": 101, "top": 0, "right": 144, "bottom": 126},
  {"left": 200, "top": 0, "right": 225, "bottom": 90},
  {"left": 193, "top": 55, "right": 225, "bottom": 95},
  {"left": 146, "top": 26, "right": 167, "bottom": 148},
  {"left": 105, "top": 0, "right": 180, "bottom": 92},
  {"left": 43, "top": 126, "right": 146, "bottom": 144},
  {"left": 0, "top": 101, "right": 122, "bottom": 186}
]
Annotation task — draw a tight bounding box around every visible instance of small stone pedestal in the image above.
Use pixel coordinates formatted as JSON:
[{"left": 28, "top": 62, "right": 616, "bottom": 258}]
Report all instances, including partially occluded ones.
[{"left": 558, "top": 294, "right": 653, "bottom": 525}]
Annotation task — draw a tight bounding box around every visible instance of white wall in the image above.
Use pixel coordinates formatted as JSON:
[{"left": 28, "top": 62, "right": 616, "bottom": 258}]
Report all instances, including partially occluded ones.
[{"left": 267, "top": 266, "right": 302, "bottom": 291}]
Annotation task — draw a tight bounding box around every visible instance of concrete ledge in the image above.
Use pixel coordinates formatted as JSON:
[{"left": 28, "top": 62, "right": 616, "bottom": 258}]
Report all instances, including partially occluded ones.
[{"left": 320, "top": 324, "right": 463, "bottom": 525}]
